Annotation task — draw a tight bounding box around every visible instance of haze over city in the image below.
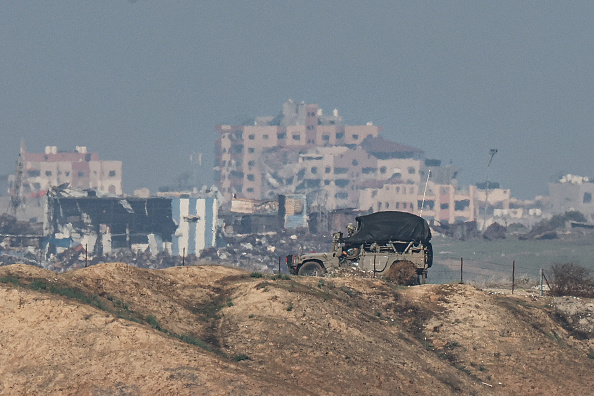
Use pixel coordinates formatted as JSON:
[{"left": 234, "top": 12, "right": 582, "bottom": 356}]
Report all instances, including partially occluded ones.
[{"left": 2, "top": 2, "right": 594, "bottom": 199}]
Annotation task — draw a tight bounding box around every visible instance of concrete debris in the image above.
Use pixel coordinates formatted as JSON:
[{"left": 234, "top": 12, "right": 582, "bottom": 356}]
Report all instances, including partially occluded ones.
[
  {"left": 200, "top": 231, "right": 334, "bottom": 273},
  {"left": 482, "top": 222, "right": 507, "bottom": 240}
]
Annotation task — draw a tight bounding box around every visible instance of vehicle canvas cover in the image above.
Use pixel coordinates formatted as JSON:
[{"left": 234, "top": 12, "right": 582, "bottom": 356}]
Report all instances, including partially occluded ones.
[{"left": 341, "top": 211, "right": 431, "bottom": 245}]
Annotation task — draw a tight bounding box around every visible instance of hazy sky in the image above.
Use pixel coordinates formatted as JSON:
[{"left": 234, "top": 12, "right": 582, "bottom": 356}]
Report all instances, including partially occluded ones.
[{"left": 2, "top": 1, "right": 593, "bottom": 199}]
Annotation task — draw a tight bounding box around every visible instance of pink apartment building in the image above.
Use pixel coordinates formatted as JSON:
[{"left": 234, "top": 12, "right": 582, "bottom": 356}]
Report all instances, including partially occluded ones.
[{"left": 18, "top": 146, "right": 122, "bottom": 197}]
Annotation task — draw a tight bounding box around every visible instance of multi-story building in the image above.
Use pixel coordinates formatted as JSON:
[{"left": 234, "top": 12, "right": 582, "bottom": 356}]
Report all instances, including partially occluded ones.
[
  {"left": 214, "top": 100, "right": 510, "bottom": 226},
  {"left": 215, "top": 100, "right": 382, "bottom": 205},
  {"left": 549, "top": 174, "right": 594, "bottom": 222},
  {"left": 19, "top": 145, "right": 122, "bottom": 197}
]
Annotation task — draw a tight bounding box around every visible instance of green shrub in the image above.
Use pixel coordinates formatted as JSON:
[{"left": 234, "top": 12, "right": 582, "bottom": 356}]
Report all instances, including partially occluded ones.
[
  {"left": 29, "top": 279, "right": 49, "bottom": 291},
  {"left": 146, "top": 314, "right": 162, "bottom": 331},
  {"left": 549, "top": 262, "right": 594, "bottom": 297},
  {"left": 0, "top": 275, "right": 21, "bottom": 286},
  {"left": 178, "top": 334, "right": 213, "bottom": 352}
]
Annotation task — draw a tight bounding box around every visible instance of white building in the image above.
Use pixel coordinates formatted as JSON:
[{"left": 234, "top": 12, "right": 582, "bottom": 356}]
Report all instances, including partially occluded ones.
[{"left": 170, "top": 196, "right": 219, "bottom": 256}]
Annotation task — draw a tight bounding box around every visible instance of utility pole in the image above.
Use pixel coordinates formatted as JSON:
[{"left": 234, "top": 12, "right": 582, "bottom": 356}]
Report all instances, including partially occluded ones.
[
  {"left": 8, "top": 139, "right": 26, "bottom": 217},
  {"left": 512, "top": 260, "right": 516, "bottom": 294},
  {"left": 482, "top": 149, "right": 498, "bottom": 231}
]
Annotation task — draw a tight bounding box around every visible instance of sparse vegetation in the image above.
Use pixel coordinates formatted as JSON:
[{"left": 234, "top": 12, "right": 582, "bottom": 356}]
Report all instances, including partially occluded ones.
[
  {"left": 255, "top": 281, "right": 271, "bottom": 291},
  {"left": 192, "top": 297, "right": 226, "bottom": 321},
  {"left": 177, "top": 334, "right": 213, "bottom": 352},
  {"left": 549, "top": 262, "right": 594, "bottom": 297},
  {"left": 233, "top": 354, "right": 249, "bottom": 361},
  {"left": 250, "top": 272, "right": 263, "bottom": 278},
  {"left": 2, "top": 263, "right": 594, "bottom": 394},
  {"left": 435, "top": 341, "right": 460, "bottom": 364},
  {"left": 0, "top": 275, "right": 20, "bottom": 285},
  {"left": 1, "top": 275, "right": 109, "bottom": 311},
  {"left": 146, "top": 314, "right": 162, "bottom": 331},
  {"left": 340, "top": 285, "right": 358, "bottom": 298}
]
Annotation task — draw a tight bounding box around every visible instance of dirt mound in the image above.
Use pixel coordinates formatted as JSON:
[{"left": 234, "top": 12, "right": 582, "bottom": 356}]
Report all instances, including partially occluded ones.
[{"left": 1, "top": 263, "right": 593, "bottom": 395}]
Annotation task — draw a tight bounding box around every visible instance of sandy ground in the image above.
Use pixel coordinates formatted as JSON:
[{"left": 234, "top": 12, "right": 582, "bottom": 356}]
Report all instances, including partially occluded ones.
[{"left": 0, "top": 263, "right": 593, "bottom": 395}]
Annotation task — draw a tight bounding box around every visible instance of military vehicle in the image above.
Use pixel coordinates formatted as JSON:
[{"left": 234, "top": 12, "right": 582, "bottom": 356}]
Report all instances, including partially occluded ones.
[{"left": 286, "top": 211, "right": 433, "bottom": 283}]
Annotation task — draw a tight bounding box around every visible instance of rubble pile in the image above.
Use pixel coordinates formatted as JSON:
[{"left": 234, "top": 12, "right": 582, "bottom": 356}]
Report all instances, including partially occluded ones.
[
  {"left": 42, "top": 249, "right": 188, "bottom": 272},
  {"left": 200, "top": 231, "right": 334, "bottom": 273},
  {"left": 1, "top": 230, "right": 334, "bottom": 274},
  {"left": 0, "top": 247, "right": 39, "bottom": 266},
  {"left": 482, "top": 222, "right": 507, "bottom": 240}
]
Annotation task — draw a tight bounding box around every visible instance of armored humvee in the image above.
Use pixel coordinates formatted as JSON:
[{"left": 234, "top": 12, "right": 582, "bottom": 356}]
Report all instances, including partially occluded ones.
[{"left": 286, "top": 211, "right": 433, "bottom": 283}]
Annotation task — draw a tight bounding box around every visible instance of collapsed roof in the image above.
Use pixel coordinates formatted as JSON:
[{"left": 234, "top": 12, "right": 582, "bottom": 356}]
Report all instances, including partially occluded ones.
[{"left": 46, "top": 195, "right": 177, "bottom": 243}]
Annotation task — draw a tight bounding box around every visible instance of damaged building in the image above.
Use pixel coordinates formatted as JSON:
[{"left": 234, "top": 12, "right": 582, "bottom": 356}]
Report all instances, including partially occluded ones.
[
  {"left": 43, "top": 188, "right": 219, "bottom": 260},
  {"left": 170, "top": 195, "right": 219, "bottom": 257},
  {"left": 213, "top": 100, "right": 548, "bottom": 229},
  {"left": 221, "top": 194, "right": 307, "bottom": 234},
  {"left": 215, "top": 100, "right": 464, "bottom": 218}
]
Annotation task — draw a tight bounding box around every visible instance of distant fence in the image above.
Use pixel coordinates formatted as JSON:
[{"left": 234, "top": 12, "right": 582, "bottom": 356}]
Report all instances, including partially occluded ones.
[{"left": 428, "top": 257, "right": 551, "bottom": 294}]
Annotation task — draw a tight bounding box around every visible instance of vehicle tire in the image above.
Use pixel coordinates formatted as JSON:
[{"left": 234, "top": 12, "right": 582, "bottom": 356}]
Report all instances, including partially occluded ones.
[
  {"left": 384, "top": 260, "right": 419, "bottom": 286},
  {"left": 298, "top": 261, "right": 325, "bottom": 276}
]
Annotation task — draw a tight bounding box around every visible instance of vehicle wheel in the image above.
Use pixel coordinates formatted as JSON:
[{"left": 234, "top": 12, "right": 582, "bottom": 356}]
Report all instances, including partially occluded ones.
[
  {"left": 384, "top": 260, "right": 419, "bottom": 286},
  {"left": 298, "top": 262, "right": 325, "bottom": 276}
]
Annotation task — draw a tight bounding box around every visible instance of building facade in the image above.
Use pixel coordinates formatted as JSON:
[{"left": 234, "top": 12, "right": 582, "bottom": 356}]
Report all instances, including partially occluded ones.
[
  {"left": 215, "top": 100, "right": 436, "bottom": 211},
  {"left": 214, "top": 100, "right": 513, "bottom": 226},
  {"left": 215, "top": 100, "right": 382, "bottom": 205},
  {"left": 170, "top": 195, "right": 219, "bottom": 256},
  {"left": 549, "top": 175, "right": 594, "bottom": 222},
  {"left": 19, "top": 146, "right": 122, "bottom": 197}
]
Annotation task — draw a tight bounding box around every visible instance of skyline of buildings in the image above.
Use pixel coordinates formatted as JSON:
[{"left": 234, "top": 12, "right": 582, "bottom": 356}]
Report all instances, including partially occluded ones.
[
  {"left": 3, "top": 100, "right": 594, "bottom": 229},
  {"left": 214, "top": 100, "right": 516, "bottom": 228}
]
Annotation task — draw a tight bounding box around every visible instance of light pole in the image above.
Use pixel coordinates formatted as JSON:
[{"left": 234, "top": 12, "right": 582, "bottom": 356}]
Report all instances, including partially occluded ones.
[{"left": 483, "top": 149, "right": 498, "bottom": 230}]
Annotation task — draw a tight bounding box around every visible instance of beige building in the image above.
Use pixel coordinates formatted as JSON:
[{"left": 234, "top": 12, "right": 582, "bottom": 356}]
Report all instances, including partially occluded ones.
[
  {"left": 215, "top": 100, "right": 382, "bottom": 205},
  {"left": 549, "top": 174, "right": 594, "bottom": 222},
  {"left": 214, "top": 100, "right": 504, "bottom": 224},
  {"left": 17, "top": 146, "right": 123, "bottom": 197},
  {"left": 359, "top": 179, "right": 419, "bottom": 213}
]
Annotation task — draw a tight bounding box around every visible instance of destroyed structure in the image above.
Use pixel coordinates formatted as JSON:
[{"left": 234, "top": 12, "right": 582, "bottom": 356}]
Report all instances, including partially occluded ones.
[
  {"left": 41, "top": 187, "right": 220, "bottom": 268},
  {"left": 169, "top": 194, "right": 219, "bottom": 257},
  {"left": 6, "top": 144, "right": 122, "bottom": 223},
  {"left": 214, "top": 100, "right": 528, "bottom": 229},
  {"left": 44, "top": 187, "right": 177, "bottom": 257}
]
